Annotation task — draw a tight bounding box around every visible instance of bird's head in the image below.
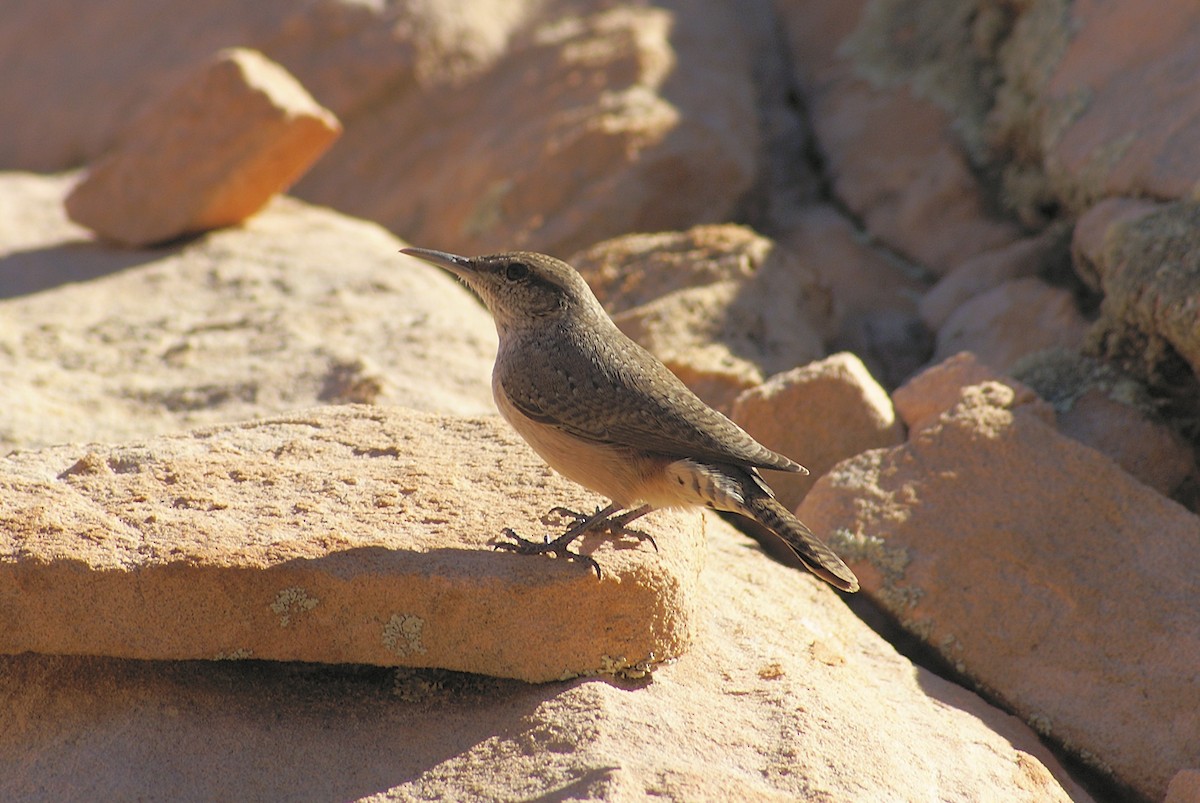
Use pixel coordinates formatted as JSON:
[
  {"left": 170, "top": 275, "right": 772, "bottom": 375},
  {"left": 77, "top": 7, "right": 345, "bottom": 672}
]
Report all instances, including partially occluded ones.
[{"left": 401, "top": 247, "right": 603, "bottom": 334}]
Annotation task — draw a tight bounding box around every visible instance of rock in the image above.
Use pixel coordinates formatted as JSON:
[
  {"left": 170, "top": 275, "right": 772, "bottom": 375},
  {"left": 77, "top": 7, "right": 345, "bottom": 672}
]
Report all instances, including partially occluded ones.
[
  {"left": 1071, "top": 197, "right": 1160, "bottom": 291},
  {"left": 892, "top": 352, "right": 1053, "bottom": 435},
  {"left": 772, "top": 204, "right": 933, "bottom": 387},
  {"left": 1166, "top": 770, "right": 1200, "bottom": 803},
  {"left": 0, "top": 0, "right": 519, "bottom": 171},
  {"left": 573, "top": 224, "right": 830, "bottom": 412},
  {"left": 993, "top": 0, "right": 1200, "bottom": 214},
  {"left": 0, "top": 171, "right": 497, "bottom": 451},
  {"left": 295, "top": 3, "right": 760, "bottom": 256},
  {"left": 1011, "top": 349, "right": 1196, "bottom": 497},
  {"left": 1078, "top": 200, "right": 1200, "bottom": 381},
  {"left": 775, "top": 0, "right": 1020, "bottom": 274},
  {"left": 2, "top": 2, "right": 758, "bottom": 256},
  {"left": 0, "top": 405, "right": 704, "bottom": 682},
  {"left": 932, "top": 277, "right": 1089, "bottom": 371},
  {"left": 799, "top": 381, "right": 1200, "bottom": 800},
  {"left": 731, "top": 353, "right": 904, "bottom": 511},
  {"left": 65, "top": 48, "right": 341, "bottom": 247},
  {"left": 919, "top": 226, "right": 1070, "bottom": 331},
  {"left": 0, "top": 504, "right": 1088, "bottom": 801}
]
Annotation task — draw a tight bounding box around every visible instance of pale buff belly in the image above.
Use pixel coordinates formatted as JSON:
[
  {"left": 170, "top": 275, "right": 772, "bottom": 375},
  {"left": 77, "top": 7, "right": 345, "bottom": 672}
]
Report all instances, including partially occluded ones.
[{"left": 492, "top": 379, "right": 700, "bottom": 510}]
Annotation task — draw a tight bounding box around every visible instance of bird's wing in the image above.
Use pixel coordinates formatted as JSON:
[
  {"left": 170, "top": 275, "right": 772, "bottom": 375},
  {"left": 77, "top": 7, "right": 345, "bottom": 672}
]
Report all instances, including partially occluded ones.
[{"left": 499, "top": 330, "right": 803, "bottom": 473}]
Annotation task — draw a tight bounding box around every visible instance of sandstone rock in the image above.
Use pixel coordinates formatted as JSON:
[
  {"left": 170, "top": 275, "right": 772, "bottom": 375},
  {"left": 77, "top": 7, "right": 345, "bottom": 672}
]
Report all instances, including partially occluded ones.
[
  {"left": 0, "top": 171, "right": 496, "bottom": 451},
  {"left": 993, "top": 0, "right": 1200, "bottom": 213},
  {"left": 65, "top": 48, "right": 341, "bottom": 247},
  {"left": 919, "top": 226, "right": 1070, "bottom": 331},
  {"left": 1077, "top": 200, "right": 1200, "bottom": 381},
  {"left": 1166, "top": 770, "right": 1200, "bottom": 803},
  {"left": 800, "top": 381, "right": 1200, "bottom": 799},
  {"left": 893, "top": 352, "right": 1053, "bottom": 434},
  {"left": 1071, "top": 197, "right": 1160, "bottom": 291},
  {"left": 0, "top": 0, "right": 518, "bottom": 171},
  {"left": 573, "top": 224, "right": 829, "bottom": 412},
  {"left": 772, "top": 204, "right": 933, "bottom": 387},
  {"left": 0, "top": 405, "right": 704, "bottom": 682},
  {"left": 731, "top": 353, "right": 904, "bottom": 511},
  {"left": 933, "top": 277, "right": 1089, "bottom": 371},
  {"left": 1012, "top": 348, "right": 1196, "bottom": 497},
  {"left": 296, "top": 3, "right": 760, "bottom": 256},
  {"left": 2, "top": 3, "right": 758, "bottom": 256},
  {"left": 0, "top": 500, "right": 1088, "bottom": 801},
  {"left": 776, "top": 0, "right": 1020, "bottom": 274}
]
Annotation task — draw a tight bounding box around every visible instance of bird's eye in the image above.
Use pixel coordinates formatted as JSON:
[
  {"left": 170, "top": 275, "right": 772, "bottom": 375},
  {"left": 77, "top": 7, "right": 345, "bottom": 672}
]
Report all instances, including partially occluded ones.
[{"left": 504, "top": 262, "right": 529, "bottom": 281}]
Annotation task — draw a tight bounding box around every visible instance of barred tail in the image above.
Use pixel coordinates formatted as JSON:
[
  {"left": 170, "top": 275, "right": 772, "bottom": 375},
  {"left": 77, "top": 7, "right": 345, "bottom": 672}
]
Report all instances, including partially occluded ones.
[{"left": 748, "top": 495, "right": 859, "bottom": 593}]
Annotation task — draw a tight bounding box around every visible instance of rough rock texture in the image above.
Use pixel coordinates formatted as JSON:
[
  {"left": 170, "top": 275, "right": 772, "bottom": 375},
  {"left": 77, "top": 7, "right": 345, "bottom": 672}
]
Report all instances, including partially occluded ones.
[
  {"left": 993, "top": 0, "right": 1200, "bottom": 214},
  {"left": 892, "top": 352, "right": 1052, "bottom": 434},
  {"left": 65, "top": 48, "right": 341, "bottom": 247},
  {"left": 899, "top": 351, "right": 1194, "bottom": 498},
  {"left": 773, "top": 204, "right": 932, "bottom": 388},
  {"left": 1074, "top": 199, "right": 1200, "bottom": 381},
  {"left": 573, "top": 225, "right": 830, "bottom": 412},
  {"left": 919, "top": 227, "right": 1070, "bottom": 331},
  {"left": 0, "top": 172, "right": 496, "bottom": 451},
  {"left": 1012, "top": 349, "right": 1197, "bottom": 497},
  {"left": 800, "top": 381, "right": 1200, "bottom": 800},
  {"left": 1, "top": 2, "right": 759, "bottom": 257},
  {"left": 0, "top": 0, "right": 523, "bottom": 171},
  {"left": 731, "top": 353, "right": 904, "bottom": 511},
  {"left": 1166, "top": 770, "right": 1200, "bottom": 803},
  {"left": 0, "top": 405, "right": 704, "bottom": 682},
  {"left": 775, "top": 0, "right": 1020, "bottom": 274},
  {"left": 0, "top": 513, "right": 1088, "bottom": 801},
  {"left": 303, "top": 4, "right": 761, "bottom": 257},
  {"left": 932, "top": 277, "right": 1090, "bottom": 371}
]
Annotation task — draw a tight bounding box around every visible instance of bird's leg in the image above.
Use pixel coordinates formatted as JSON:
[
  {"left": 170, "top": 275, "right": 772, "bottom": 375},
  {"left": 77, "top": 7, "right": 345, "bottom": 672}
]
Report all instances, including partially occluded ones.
[
  {"left": 606, "top": 504, "right": 657, "bottom": 552},
  {"left": 492, "top": 502, "right": 661, "bottom": 576},
  {"left": 544, "top": 503, "right": 657, "bottom": 551},
  {"left": 493, "top": 502, "right": 624, "bottom": 578}
]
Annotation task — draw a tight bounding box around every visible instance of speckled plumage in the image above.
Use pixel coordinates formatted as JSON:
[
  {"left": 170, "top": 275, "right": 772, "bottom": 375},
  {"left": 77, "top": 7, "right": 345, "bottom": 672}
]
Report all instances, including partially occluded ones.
[{"left": 401, "top": 246, "right": 858, "bottom": 592}]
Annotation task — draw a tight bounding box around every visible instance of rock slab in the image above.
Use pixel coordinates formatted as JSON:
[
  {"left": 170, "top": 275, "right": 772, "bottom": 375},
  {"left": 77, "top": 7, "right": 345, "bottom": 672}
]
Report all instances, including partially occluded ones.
[
  {"left": 0, "top": 406, "right": 705, "bottom": 683},
  {"left": 0, "top": 511, "right": 1087, "bottom": 802},
  {"left": 65, "top": 48, "right": 341, "bottom": 246},
  {"left": 801, "top": 380, "right": 1200, "bottom": 800}
]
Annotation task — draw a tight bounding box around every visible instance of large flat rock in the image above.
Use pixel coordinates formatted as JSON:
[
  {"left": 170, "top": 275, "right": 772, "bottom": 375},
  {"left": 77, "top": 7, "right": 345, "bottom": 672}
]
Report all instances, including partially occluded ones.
[
  {"left": 1, "top": 405, "right": 704, "bottom": 682},
  {"left": 801, "top": 379, "right": 1200, "bottom": 799},
  {"left": 0, "top": 507, "right": 1087, "bottom": 802},
  {"left": 0, "top": 172, "right": 497, "bottom": 451}
]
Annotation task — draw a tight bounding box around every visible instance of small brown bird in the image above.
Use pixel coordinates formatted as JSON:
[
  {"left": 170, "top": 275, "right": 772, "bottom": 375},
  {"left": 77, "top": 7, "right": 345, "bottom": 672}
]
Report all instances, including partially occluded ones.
[{"left": 402, "top": 247, "right": 859, "bottom": 592}]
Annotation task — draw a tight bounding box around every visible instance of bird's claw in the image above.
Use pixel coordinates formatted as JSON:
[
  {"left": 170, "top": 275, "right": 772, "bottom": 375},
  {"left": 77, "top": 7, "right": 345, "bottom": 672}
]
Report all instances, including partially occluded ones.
[
  {"left": 542, "top": 506, "right": 658, "bottom": 552},
  {"left": 492, "top": 527, "right": 603, "bottom": 579}
]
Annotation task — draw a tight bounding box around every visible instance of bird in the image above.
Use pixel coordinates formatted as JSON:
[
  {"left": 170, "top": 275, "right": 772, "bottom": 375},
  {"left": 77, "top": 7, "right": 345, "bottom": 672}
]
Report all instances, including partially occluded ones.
[{"left": 401, "top": 247, "right": 859, "bottom": 592}]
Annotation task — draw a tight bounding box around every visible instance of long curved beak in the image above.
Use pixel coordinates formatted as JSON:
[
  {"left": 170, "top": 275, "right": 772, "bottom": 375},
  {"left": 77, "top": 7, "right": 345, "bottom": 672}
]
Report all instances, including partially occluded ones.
[{"left": 400, "top": 247, "right": 475, "bottom": 277}]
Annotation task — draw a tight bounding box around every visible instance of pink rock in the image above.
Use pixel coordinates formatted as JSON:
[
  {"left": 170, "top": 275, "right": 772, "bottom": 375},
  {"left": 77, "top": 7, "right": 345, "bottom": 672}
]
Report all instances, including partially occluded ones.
[
  {"left": 1058, "top": 388, "right": 1195, "bottom": 497},
  {"left": 775, "top": 1, "right": 1020, "bottom": 274},
  {"left": 65, "top": 48, "right": 341, "bottom": 247},
  {"left": 0, "top": 406, "right": 704, "bottom": 682},
  {"left": 1071, "top": 197, "right": 1160, "bottom": 291},
  {"left": 1166, "top": 770, "right": 1200, "bottom": 803},
  {"left": 774, "top": 204, "right": 932, "bottom": 386},
  {"left": 919, "top": 229, "right": 1067, "bottom": 331},
  {"left": 1042, "top": 0, "right": 1200, "bottom": 207},
  {"left": 892, "top": 352, "right": 1051, "bottom": 434},
  {"left": 732, "top": 353, "right": 905, "bottom": 511},
  {"left": 800, "top": 382, "right": 1200, "bottom": 800},
  {"left": 933, "top": 278, "right": 1089, "bottom": 371}
]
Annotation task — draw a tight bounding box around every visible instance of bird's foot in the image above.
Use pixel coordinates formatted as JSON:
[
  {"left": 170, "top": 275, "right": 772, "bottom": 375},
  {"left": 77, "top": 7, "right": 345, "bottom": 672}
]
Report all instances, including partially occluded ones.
[
  {"left": 492, "top": 527, "right": 602, "bottom": 578},
  {"left": 543, "top": 505, "right": 659, "bottom": 553}
]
